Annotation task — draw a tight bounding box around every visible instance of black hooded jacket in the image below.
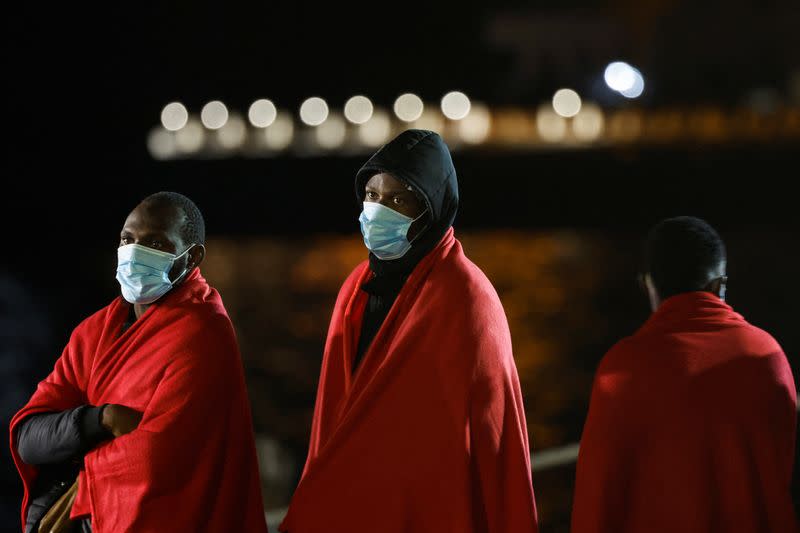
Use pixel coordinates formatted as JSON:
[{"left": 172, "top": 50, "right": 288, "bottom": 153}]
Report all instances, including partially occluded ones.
[{"left": 352, "top": 130, "right": 459, "bottom": 371}]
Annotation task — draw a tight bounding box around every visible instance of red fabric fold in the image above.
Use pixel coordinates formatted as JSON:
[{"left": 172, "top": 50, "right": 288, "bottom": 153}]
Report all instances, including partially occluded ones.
[
  {"left": 572, "top": 292, "right": 798, "bottom": 533},
  {"left": 281, "top": 228, "right": 538, "bottom": 533},
  {"left": 9, "top": 269, "right": 268, "bottom": 532}
]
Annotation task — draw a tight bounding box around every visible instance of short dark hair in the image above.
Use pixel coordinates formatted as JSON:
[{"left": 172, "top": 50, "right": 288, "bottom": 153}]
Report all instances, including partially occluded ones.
[
  {"left": 644, "top": 216, "right": 726, "bottom": 299},
  {"left": 142, "top": 191, "right": 206, "bottom": 245}
]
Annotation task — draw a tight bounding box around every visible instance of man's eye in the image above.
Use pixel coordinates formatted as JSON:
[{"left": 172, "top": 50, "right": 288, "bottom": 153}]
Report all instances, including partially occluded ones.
[
  {"left": 393, "top": 197, "right": 404, "bottom": 205},
  {"left": 150, "top": 241, "right": 162, "bottom": 248},
  {"left": 366, "top": 191, "right": 377, "bottom": 200},
  {"left": 120, "top": 237, "right": 130, "bottom": 244}
]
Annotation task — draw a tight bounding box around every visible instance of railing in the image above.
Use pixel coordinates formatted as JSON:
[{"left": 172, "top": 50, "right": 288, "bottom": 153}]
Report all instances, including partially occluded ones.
[{"left": 264, "top": 396, "right": 800, "bottom": 529}]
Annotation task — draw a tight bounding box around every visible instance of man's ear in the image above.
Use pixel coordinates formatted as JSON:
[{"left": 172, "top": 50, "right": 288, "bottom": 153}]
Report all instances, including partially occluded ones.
[
  {"left": 188, "top": 244, "right": 206, "bottom": 269},
  {"left": 643, "top": 273, "right": 661, "bottom": 312},
  {"left": 705, "top": 275, "right": 727, "bottom": 299}
]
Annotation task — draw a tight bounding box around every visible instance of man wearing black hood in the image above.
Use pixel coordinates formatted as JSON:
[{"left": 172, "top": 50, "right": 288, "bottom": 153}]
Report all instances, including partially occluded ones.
[{"left": 280, "top": 130, "right": 539, "bottom": 533}]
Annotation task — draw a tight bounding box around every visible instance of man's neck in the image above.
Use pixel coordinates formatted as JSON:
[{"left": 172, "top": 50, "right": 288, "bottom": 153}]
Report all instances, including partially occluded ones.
[{"left": 133, "top": 303, "right": 150, "bottom": 320}]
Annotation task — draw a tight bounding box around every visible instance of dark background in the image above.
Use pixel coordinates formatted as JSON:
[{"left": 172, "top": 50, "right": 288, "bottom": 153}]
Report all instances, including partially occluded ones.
[{"left": 3, "top": 1, "right": 799, "bottom": 531}]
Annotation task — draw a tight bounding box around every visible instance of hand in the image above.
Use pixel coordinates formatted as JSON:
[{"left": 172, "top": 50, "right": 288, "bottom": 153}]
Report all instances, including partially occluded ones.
[{"left": 101, "top": 404, "right": 143, "bottom": 438}]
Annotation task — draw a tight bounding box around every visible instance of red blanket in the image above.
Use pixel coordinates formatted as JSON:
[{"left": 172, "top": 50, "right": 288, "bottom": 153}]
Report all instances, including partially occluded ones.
[
  {"left": 9, "top": 269, "right": 267, "bottom": 532},
  {"left": 280, "top": 228, "right": 538, "bottom": 533},
  {"left": 572, "top": 291, "right": 798, "bottom": 533}
]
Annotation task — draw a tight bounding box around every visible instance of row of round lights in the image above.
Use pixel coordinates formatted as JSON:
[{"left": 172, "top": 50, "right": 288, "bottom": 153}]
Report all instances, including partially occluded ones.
[
  {"left": 150, "top": 103, "right": 608, "bottom": 160},
  {"left": 151, "top": 92, "right": 490, "bottom": 159},
  {"left": 160, "top": 91, "right": 475, "bottom": 132},
  {"left": 151, "top": 66, "right": 645, "bottom": 159},
  {"left": 150, "top": 98, "right": 594, "bottom": 161}
]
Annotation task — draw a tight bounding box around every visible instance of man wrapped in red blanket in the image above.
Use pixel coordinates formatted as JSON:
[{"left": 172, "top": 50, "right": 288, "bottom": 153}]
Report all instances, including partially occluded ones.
[
  {"left": 280, "top": 130, "right": 539, "bottom": 533},
  {"left": 9, "top": 192, "right": 267, "bottom": 532},
  {"left": 572, "top": 216, "right": 797, "bottom": 533}
]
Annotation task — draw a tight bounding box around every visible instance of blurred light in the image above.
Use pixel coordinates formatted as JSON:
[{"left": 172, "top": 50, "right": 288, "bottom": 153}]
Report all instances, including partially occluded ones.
[
  {"left": 536, "top": 106, "right": 567, "bottom": 142},
  {"left": 299, "top": 97, "right": 329, "bottom": 126},
  {"left": 552, "top": 89, "right": 582, "bottom": 118},
  {"left": 607, "top": 110, "right": 643, "bottom": 141},
  {"left": 412, "top": 108, "right": 445, "bottom": 133},
  {"left": 316, "top": 112, "right": 347, "bottom": 149},
  {"left": 604, "top": 62, "right": 636, "bottom": 92},
  {"left": 218, "top": 113, "right": 247, "bottom": 149},
  {"left": 358, "top": 109, "right": 391, "bottom": 146},
  {"left": 646, "top": 111, "right": 684, "bottom": 142},
  {"left": 160, "top": 102, "right": 188, "bottom": 131},
  {"left": 248, "top": 99, "right": 277, "bottom": 128},
  {"left": 441, "top": 91, "right": 471, "bottom": 120},
  {"left": 688, "top": 109, "right": 727, "bottom": 141},
  {"left": 175, "top": 119, "right": 205, "bottom": 152},
  {"left": 571, "top": 103, "right": 604, "bottom": 141},
  {"left": 201, "top": 101, "right": 229, "bottom": 130},
  {"left": 147, "top": 127, "right": 177, "bottom": 159},
  {"left": 457, "top": 103, "right": 491, "bottom": 143},
  {"left": 620, "top": 69, "right": 645, "bottom": 99},
  {"left": 492, "top": 110, "right": 535, "bottom": 142},
  {"left": 393, "top": 93, "right": 424, "bottom": 122},
  {"left": 264, "top": 112, "right": 294, "bottom": 150},
  {"left": 344, "top": 95, "right": 373, "bottom": 124},
  {"left": 784, "top": 108, "right": 800, "bottom": 135}
]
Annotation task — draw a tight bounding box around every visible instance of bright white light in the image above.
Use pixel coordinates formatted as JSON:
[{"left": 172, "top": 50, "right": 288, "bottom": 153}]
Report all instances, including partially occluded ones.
[
  {"left": 264, "top": 112, "right": 294, "bottom": 150},
  {"left": 299, "top": 97, "right": 329, "bottom": 126},
  {"left": 572, "top": 103, "right": 604, "bottom": 141},
  {"left": 218, "top": 113, "right": 247, "bottom": 149},
  {"left": 316, "top": 113, "right": 347, "bottom": 149},
  {"left": 620, "top": 69, "right": 645, "bottom": 98},
  {"left": 412, "top": 108, "right": 445, "bottom": 133},
  {"left": 457, "top": 104, "right": 491, "bottom": 143},
  {"left": 248, "top": 99, "right": 277, "bottom": 128},
  {"left": 552, "top": 89, "right": 582, "bottom": 118},
  {"left": 393, "top": 93, "right": 424, "bottom": 122},
  {"left": 441, "top": 91, "right": 471, "bottom": 120},
  {"left": 344, "top": 95, "right": 373, "bottom": 124},
  {"left": 175, "top": 119, "right": 205, "bottom": 152},
  {"left": 536, "top": 106, "right": 567, "bottom": 142},
  {"left": 604, "top": 62, "right": 636, "bottom": 92},
  {"left": 201, "top": 101, "right": 229, "bottom": 130},
  {"left": 147, "top": 127, "right": 177, "bottom": 159},
  {"left": 358, "top": 109, "right": 391, "bottom": 146},
  {"left": 160, "top": 102, "right": 188, "bottom": 131}
]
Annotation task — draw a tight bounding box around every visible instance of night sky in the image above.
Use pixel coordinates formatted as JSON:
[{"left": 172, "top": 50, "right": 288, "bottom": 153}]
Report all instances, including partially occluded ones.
[{"left": 4, "top": 0, "right": 798, "bottom": 364}]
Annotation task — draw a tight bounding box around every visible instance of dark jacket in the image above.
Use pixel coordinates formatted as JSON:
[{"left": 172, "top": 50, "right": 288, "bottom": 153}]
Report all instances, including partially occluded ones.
[{"left": 15, "top": 405, "right": 110, "bottom": 532}]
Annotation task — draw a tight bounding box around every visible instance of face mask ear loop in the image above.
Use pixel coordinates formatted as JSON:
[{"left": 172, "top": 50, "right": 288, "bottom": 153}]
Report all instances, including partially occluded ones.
[
  {"left": 718, "top": 275, "right": 728, "bottom": 301},
  {"left": 170, "top": 244, "right": 196, "bottom": 287},
  {"left": 404, "top": 182, "right": 431, "bottom": 246},
  {"left": 407, "top": 208, "right": 430, "bottom": 245}
]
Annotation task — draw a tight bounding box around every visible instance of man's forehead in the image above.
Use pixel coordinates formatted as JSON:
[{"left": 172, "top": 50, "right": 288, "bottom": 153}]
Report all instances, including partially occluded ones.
[
  {"left": 366, "top": 174, "right": 413, "bottom": 193},
  {"left": 123, "top": 203, "right": 184, "bottom": 232}
]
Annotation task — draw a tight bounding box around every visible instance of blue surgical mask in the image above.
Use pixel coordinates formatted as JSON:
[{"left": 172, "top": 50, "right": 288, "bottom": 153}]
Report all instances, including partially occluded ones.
[
  {"left": 116, "top": 243, "right": 194, "bottom": 304},
  {"left": 358, "top": 202, "right": 427, "bottom": 260}
]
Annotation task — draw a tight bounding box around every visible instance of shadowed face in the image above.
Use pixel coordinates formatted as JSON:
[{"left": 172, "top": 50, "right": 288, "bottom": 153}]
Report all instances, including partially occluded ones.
[
  {"left": 119, "top": 201, "right": 202, "bottom": 281},
  {"left": 364, "top": 173, "right": 428, "bottom": 241}
]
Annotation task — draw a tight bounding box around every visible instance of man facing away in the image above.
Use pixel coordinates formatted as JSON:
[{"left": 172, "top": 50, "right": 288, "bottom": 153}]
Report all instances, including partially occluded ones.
[{"left": 572, "top": 216, "right": 797, "bottom": 533}]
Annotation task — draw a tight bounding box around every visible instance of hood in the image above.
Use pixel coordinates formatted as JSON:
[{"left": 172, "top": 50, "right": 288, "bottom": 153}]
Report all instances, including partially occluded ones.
[{"left": 355, "top": 129, "right": 459, "bottom": 273}]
